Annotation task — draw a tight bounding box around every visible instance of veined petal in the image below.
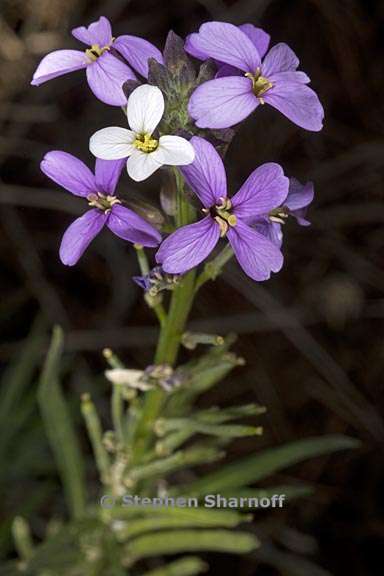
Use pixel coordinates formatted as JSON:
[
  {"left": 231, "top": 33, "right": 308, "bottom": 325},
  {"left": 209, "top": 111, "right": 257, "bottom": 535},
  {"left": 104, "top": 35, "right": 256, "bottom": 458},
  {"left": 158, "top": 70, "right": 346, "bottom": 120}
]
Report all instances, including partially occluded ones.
[
  {"left": 127, "top": 84, "right": 164, "bottom": 135},
  {"left": 31, "top": 50, "right": 87, "bottom": 85},
  {"left": 90, "top": 127, "right": 136, "bottom": 160},
  {"left": 72, "top": 16, "right": 113, "bottom": 46},
  {"left": 264, "top": 82, "right": 324, "bottom": 131},
  {"left": 40, "top": 151, "right": 96, "bottom": 197},
  {"left": 185, "top": 22, "right": 260, "bottom": 72},
  {"left": 232, "top": 163, "right": 289, "bottom": 218},
  {"left": 154, "top": 135, "right": 195, "bottom": 166},
  {"left": 127, "top": 150, "right": 162, "bottom": 182},
  {"left": 156, "top": 216, "right": 220, "bottom": 274},
  {"left": 269, "top": 70, "right": 310, "bottom": 84},
  {"left": 95, "top": 158, "right": 125, "bottom": 195},
  {"left": 286, "top": 178, "right": 314, "bottom": 210},
  {"left": 86, "top": 52, "right": 136, "bottom": 106},
  {"left": 188, "top": 76, "right": 258, "bottom": 129},
  {"left": 239, "top": 24, "right": 270, "bottom": 59},
  {"left": 107, "top": 205, "right": 161, "bottom": 247},
  {"left": 227, "top": 220, "right": 283, "bottom": 281},
  {"left": 59, "top": 209, "right": 107, "bottom": 266},
  {"left": 262, "top": 43, "right": 299, "bottom": 76},
  {"left": 254, "top": 220, "right": 283, "bottom": 248},
  {"left": 114, "top": 36, "right": 164, "bottom": 79},
  {"left": 180, "top": 136, "right": 227, "bottom": 208},
  {"left": 215, "top": 64, "right": 242, "bottom": 78}
]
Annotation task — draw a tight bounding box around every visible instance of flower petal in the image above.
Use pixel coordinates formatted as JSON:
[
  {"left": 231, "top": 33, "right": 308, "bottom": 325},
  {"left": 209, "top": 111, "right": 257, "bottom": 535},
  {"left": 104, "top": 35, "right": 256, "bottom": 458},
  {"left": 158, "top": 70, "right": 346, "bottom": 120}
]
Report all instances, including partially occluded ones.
[
  {"left": 126, "top": 150, "right": 162, "bottom": 182},
  {"left": 72, "top": 16, "right": 113, "bottom": 46},
  {"left": 264, "top": 82, "right": 324, "bottom": 131},
  {"left": 254, "top": 220, "right": 283, "bottom": 248},
  {"left": 285, "top": 178, "right": 314, "bottom": 225},
  {"left": 188, "top": 76, "right": 258, "bottom": 129},
  {"left": 286, "top": 178, "right": 314, "bottom": 211},
  {"left": 156, "top": 216, "right": 220, "bottom": 274},
  {"left": 239, "top": 24, "right": 270, "bottom": 59},
  {"left": 154, "top": 135, "right": 195, "bottom": 166},
  {"left": 94, "top": 158, "right": 125, "bottom": 195},
  {"left": 127, "top": 84, "right": 164, "bottom": 135},
  {"left": 269, "top": 70, "right": 310, "bottom": 84},
  {"left": 31, "top": 50, "right": 87, "bottom": 85},
  {"left": 185, "top": 22, "right": 260, "bottom": 72},
  {"left": 59, "top": 209, "right": 107, "bottom": 266},
  {"left": 40, "top": 151, "right": 96, "bottom": 196},
  {"left": 262, "top": 43, "right": 299, "bottom": 76},
  {"left": 227, "top": 220, "right": 283, "bottom": 281},
  {"left": 180, "top": 136, "right": 226, "bottom": 208},
  {"left": 114, "top": 36, "right": 164, "bottom": 79},
  {"left": 86, "top": 52, "right": 136, "bottom": 106},
  {"left": 232, "top": 163, "right": 289, "bottom": 219},
  {"left": 90, "top": 127, "right": 136, "bottom": 160},
  {"left": 107, "top": 205, "right": 161, "bottom": 247},
  {"left": 215, "top": 64, "right": 242, "bottom": 78}
]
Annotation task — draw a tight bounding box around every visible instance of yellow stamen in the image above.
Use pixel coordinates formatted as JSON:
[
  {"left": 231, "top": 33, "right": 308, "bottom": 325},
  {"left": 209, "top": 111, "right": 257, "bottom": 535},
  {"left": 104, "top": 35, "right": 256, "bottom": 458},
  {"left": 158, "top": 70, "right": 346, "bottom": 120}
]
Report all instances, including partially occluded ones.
[
  {"left": 87, "top": 193, "right": 121, "bottom": 213},
  {"left": 245, "top": 67, "right": 273, "bottom": 100},
  {"left": 134, "top": 133, "right": 159, "bottom": 153},
  {"left": 85, "top": 43, "right": 111, "bottom": 62}
]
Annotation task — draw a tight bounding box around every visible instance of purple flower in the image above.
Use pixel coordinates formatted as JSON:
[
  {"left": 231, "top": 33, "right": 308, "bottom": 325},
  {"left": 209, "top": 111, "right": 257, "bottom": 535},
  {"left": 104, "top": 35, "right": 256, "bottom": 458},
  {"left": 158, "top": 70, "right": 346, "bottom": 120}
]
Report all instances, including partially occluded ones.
[
  {"left": 255, "top": 177, "right": 314, "bottom": 247},
  {"left": 41, "top": 151, "right": 161, "bottom": 266},
  {"left": 31, "top": 16, "right": 163, "bottom": 106},
  {"left": 156, "top": 137, "right": 289, "bottom": 281},
  {"left": 185, "top": 22, "right": 324, "bottom": 131}
]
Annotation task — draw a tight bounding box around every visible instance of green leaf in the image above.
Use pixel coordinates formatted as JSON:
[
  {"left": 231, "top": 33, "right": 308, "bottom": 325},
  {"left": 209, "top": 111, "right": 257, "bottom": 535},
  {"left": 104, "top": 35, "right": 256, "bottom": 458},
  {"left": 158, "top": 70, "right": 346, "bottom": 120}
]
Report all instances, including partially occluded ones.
[
  {"left": 38, "top": 326, "right": 86, "bottom": 519},
  {"left": 178, "top": 435, "right": 360, "bottom": 495},
  {"left": 112, "top": 507, "right": 251, "bottom": 540},
  {"left": 142, "top": 556, "right": 208, "bottom": 576},
  {"left": 156, "top": 417, "right": 263, "bottom": 439},
  {"left": 125, "top": 529, "right": 259, "bottom": 564}
]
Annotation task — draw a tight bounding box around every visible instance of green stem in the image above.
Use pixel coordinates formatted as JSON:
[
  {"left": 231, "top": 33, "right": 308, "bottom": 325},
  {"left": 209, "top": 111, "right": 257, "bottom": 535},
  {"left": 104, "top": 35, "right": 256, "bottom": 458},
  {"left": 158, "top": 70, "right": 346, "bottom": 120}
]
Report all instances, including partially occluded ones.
[{"left": 133, "top": 170, "right": 196, "bottom": 460}]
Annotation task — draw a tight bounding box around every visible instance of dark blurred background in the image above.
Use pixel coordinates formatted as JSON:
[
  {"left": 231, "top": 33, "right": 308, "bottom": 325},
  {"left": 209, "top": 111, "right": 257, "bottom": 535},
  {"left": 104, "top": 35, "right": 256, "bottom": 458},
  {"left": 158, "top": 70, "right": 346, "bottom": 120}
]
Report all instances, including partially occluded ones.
[{"left": 1, "top": 0, "right": 384, "bottom": 574}]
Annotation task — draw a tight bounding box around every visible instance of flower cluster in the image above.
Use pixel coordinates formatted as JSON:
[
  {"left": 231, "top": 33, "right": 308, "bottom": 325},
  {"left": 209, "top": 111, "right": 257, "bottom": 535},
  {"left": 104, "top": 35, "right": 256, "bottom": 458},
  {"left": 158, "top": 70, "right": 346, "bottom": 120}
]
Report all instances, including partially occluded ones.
[{"left": 33, "top": 16, "right": 322, "bottom": 277}]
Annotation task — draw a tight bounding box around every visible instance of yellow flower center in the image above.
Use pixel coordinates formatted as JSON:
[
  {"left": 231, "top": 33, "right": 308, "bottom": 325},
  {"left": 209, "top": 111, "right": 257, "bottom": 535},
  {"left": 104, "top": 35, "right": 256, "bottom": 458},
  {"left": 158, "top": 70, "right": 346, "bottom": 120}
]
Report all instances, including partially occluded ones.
[
  {"left": 87, "top": 193, "right": 121, "bottom": 213},
  {"left": 134, "top": 133, "right": 159, "bottom": 153},
  {"left": 203, "top": 197, "right": 237, "bottom": 237},
  {"left": 245, "top": 68, "right": 273, "bottom": 103},
  {"left": 85, "top": 43, "right": 111, "bottom": 62}
]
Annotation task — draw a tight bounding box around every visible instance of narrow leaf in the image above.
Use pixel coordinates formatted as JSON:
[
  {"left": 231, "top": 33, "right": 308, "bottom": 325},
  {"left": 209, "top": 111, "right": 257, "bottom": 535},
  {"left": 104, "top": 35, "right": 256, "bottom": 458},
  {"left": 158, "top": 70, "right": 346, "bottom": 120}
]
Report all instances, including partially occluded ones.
[
  {"left": 179, "top": 435, "right": 360, "bottom": 495},
  {"left": 38, "top": 326, "right": 86, "bottom": 518}
]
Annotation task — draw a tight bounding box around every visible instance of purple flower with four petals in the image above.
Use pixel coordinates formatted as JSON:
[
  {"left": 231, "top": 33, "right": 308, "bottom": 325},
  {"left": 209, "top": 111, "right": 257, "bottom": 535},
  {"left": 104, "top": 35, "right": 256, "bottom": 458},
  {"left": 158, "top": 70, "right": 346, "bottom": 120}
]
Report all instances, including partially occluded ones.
[
  {"left": 41, "top": 151, "right": 161, "bottom": 266},
  {"left": 156, "top": 136, "right": 289, "bottom": 281},
  {"left": 31, "top": 16, "right": 163, "bottom": 106},
  {"left": 185, "top": 22, "right": 324, "bottom": 131}
]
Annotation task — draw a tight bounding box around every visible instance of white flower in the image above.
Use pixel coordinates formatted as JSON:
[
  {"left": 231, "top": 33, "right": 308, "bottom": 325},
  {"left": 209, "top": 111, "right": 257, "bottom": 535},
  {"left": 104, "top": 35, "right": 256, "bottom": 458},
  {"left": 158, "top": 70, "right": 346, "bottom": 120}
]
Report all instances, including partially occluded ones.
[{"left": 89, "top": 84, "right": 195, "bottom": 181}]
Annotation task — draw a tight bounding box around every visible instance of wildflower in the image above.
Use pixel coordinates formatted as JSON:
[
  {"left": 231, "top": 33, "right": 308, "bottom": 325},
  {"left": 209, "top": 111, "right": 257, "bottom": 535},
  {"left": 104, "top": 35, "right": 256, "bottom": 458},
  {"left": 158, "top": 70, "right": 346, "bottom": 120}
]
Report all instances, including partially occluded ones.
[
  {"left": 41, "top": 151, "right": 161, "bottom": 265},
  {"left": 185, "top": 22, "right": 324, "bottom": 131},
  {"left": 89, "top": 84, "right": 195, "bottom": 181},
  {"left": 256, "top": 178, "right": 315, "bottom": 247},
  {"left": 156, "top": 136, "right": 288, "bottom": 281},
  {"left": 31, "top": 16, "right": 163, "bottom": 106}
]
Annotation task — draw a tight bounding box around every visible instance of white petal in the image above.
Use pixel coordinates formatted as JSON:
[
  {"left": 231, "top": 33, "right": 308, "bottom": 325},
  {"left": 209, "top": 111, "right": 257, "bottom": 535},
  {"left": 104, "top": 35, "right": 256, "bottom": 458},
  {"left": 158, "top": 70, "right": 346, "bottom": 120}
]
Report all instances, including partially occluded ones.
[
  {"left": 154, "top": 135, "right": 195, "bottom": 166},
  {"left": 89, "top": 127, "right": 136, "bottom": 160},
  {"left": 127, "top": 84, "right": 164, "bottom": 135},
  {"left": 127, "top": 150, "right": 162, "bottom": 181}
]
